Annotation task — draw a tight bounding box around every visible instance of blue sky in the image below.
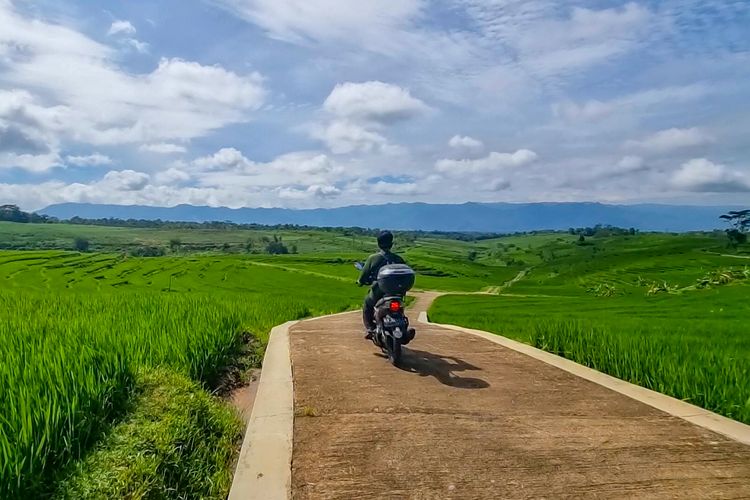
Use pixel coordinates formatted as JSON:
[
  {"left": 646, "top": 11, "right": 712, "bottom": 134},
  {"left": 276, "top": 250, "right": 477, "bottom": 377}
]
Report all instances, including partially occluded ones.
[{"left": 0, "top": 0, "right": 748, "bottom": 210}]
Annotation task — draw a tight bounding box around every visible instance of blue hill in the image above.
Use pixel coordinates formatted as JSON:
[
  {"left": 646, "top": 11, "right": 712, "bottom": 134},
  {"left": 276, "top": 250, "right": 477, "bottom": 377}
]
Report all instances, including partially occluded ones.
[{"left": 40, "top": 202, "right": 740, "bottom": 233}]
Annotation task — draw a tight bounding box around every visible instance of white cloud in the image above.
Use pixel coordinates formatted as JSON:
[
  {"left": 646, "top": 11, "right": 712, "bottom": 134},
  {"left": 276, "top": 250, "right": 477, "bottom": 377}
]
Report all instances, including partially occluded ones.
[
  {"left": 436, "top": 149, "right": 538, "bottom": 173},
  {"left": 370, "top": 181, "right": 427, "bottom": 196},
  {"left": 209, "top": 0, "right": 424, "bottom": 46},
  {"left": 519, "top": 3, "right": 651, "bottom": 71},
  {"left": 278, "top": 184, "right": 341, "bottom": 200},
  {"left": 449, "top": 135, "right": 483, "bottom": 152},
  {"left": 311, "top": 120, "right": 388, "bottom": 155},
  {"left": 139, "top": 143, "right": 187, "bottom": 154},
  {"left": 108, "top": 20, "right": 136, "bottom": 36},
  {"left": 625, "top": 127, "right": 713, "bottom": 153},
  {"left": 616, "top": 156, "right": 647, "bottom": 174},
  {"left": 0, "top": 2, "right": 266, "bottom": 156},
  {"left": 191, "top": 147, "right": 256, "bottom": 172},
  {"left": 154, "top": 167, "right": 192, "bottom": 185},
  {"left": 671, "top": 158, "right": 750, "bottom": 192},
  {"left": 0, "top": 123, "right": 52, "bottom": 161},
  {"left": 101, "top": 169, "right": 151, "bottom": 191},
  {"left": 125, "top": 38, "right": 149, "bottom": 54},
  {"left": 323, "top": 81, "right": 429, "bottom": 124},
  {"left": 311, "top": 81, "right": 426, "bottom": 155},
  {"left": 191, "top": 149, "right": 348, "bottom": 189},
  {"left": 0, "top": 151, "right": 61, "bottom": 172},
  {"left": 65, "top": 153, "right": 113, "bottom": 166},
  {"left": 553, "top": 85, "right": 711, "bottom": 123}
]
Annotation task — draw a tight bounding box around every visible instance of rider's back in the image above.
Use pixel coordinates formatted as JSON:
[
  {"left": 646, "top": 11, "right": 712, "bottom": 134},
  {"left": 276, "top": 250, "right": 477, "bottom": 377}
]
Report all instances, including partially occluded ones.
[{"left": 358, "top": 250, "right": 405, "bottom": 289}]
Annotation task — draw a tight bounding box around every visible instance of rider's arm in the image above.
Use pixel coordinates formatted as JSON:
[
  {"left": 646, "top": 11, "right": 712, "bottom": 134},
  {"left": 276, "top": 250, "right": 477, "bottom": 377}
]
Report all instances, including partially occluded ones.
[{"left": 357, "top": 255, "right": 377, "bottom": 285}]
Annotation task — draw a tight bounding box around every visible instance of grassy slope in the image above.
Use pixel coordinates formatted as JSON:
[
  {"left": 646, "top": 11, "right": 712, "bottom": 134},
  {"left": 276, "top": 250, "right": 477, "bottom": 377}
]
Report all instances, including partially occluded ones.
[
  {"left": 0, "top": 252, "right": 363, "bottom": 498},
  {"left": 430, "top": 232, "right": 750, "bottom": 423}
]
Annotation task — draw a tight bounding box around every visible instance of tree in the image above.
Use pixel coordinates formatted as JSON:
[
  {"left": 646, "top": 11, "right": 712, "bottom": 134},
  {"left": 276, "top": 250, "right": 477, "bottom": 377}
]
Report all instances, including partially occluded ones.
[
  {"left": 720, "top": 210, "right": 750, "bottom": 247},
  {"left": 578, "top": 234, "right": 586, "bottom": 244},
  {"left": 266, "top": 241, "right": 289, "bottom": 255},
  {"left": 130, "top": 245, "right": 165, "bottom": 257},
  {"left": 290, "top": 244, "right": 298, "bottom": 254},
  {"left": 73, "top": 237, "right": 90, "bottom": 252},
  {"left": 169, "top": 238, "right": 181, "bottom": 251}
]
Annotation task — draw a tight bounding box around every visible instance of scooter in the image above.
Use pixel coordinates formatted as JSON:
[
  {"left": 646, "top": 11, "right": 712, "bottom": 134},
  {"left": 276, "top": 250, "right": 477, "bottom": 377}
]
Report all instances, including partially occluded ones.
[{"left": 355, "top": 262, "right": 416, "bottom": 366}]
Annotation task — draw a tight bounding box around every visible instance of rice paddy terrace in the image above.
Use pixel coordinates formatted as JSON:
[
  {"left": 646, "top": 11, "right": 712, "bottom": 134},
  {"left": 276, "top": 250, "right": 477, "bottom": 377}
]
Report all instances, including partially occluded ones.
[{"left": 1, "top": 224, "right": 748, "bottom": 498}]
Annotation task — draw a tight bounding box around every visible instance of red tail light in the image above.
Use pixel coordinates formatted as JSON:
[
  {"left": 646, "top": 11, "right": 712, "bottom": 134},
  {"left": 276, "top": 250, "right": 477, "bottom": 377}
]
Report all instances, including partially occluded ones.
[{"left": 389, "top": 300, "right": 402, "bottom": 313}]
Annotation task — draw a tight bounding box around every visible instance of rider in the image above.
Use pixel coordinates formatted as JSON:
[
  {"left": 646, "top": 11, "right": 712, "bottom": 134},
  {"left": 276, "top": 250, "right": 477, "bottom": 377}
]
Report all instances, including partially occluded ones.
[{"left": 358, "top": 230, "right": 405, "bottom": 339}]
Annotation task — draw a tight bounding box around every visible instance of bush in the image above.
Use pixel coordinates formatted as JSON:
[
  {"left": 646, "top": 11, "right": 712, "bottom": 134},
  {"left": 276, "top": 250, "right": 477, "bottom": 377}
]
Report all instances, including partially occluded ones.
[
  {"left": 130, "top": 246, "right": 166, "bottom": 257},
  {"left": 73, "top": 237, "right": 90, "bottom": 252},
  {"left": 266, "top": 241, "right": 289, "bottom": 255}
]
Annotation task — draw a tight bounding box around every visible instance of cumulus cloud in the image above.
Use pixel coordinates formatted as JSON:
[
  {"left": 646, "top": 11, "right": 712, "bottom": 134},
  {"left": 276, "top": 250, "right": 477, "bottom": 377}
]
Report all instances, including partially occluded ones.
[
  {"left": 100, "top": 169, "right": 150, "bottom": 191},
  {"left": 154, "top": 167, "right": 191, "bottom": 185},
  {"left": 625, "top": 127, "right": 713, "bottom": 153},
  {"left": 324, "top": 81, "right": 429, "bottom": 124},
  {"left": 0, "top": 124, "right": 50, "bottom": 154},
  {"left": 311, "top": 120, "right": 388, "bottom": 154},
  {"left": 65, "top": 153, "right": 113, "bottom": 166},
  {"left": 449, "top": 135, "right": 483, "bottom": 152},
  {"left": 108, "top": 20, "right": 136, "bottom": 36},
  {"left": 312, "top": 81, "right": 427, "bottom": 155},
  {"left": 191, "top": 147, "right": 256, "bottom": 172},
  {"left": 671, "top": 158, "right": 750, "bottom": 193},
  {"left": 190, "top": 149, "right": 348, "bottom": 190},
  {"left": 436, "top": 149, "right": 538, "bottom": 173},
  {"left": 0, "top": 151, "right": 61, "bottom": 172},
  {"left": 139, "top": 143, "right": 187, "bottom": 154},
  {"left": 0, "top": 2, "right": 266, "bottom": 160}
]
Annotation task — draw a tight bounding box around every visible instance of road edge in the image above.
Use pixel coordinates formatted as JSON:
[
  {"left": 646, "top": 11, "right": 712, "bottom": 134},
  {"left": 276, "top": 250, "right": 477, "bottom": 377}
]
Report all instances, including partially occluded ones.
[
  {"left": 419, "top": 312, "right": 750, "bottom": 446},
  {"left": 228, "top": 310, "right": 359, "bottom": 499},
  {"left": 229, "top": 320, "right": 297, "bottom": 500}
]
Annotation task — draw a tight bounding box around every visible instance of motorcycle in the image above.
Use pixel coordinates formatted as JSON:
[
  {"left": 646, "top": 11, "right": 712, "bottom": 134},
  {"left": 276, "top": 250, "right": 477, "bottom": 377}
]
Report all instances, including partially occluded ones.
[{"left": 355, "top": 262, "right": 417, "bottom": 366}]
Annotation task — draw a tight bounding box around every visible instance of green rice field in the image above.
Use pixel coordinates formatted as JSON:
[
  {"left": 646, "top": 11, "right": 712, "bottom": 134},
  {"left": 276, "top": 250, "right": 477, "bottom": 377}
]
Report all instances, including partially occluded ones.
[
  {"left": 0, "top": 250, "right": 363, "bottom": 498},
  {"left": 1, "top": 223, "right": 747, "bottom": 497}
]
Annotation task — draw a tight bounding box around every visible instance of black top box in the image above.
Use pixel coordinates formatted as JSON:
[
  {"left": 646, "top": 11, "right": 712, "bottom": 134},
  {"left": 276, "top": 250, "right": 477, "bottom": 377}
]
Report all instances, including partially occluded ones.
[{"left": 377, "top": 264, "right": 416, "bottom": 295}]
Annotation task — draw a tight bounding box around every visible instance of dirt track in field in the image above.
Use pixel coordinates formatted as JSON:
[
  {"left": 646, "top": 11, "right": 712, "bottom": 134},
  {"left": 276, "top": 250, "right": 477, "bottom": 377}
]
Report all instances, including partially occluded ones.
[{"left": 290, "top": 293, "right": 750, "bottom": 499}]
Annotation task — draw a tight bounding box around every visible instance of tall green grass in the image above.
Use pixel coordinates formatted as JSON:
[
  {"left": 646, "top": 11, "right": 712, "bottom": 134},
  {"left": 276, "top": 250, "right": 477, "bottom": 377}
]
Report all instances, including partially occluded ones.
[
  {"left": 529, "top": 320, "right": 749, "bottom": 421},
  {"left": 0, "top": 292, "right": 303, "bottom": 497},
  {"left": 0, "top": 251, "right": 363, "bottom": 498}
]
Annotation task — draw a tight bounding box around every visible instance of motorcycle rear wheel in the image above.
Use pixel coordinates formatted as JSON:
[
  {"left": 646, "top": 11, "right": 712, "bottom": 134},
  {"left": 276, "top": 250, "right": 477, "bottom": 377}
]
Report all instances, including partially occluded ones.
[{"left": 386, "top": 336, "right": 402, "bottom": 366}]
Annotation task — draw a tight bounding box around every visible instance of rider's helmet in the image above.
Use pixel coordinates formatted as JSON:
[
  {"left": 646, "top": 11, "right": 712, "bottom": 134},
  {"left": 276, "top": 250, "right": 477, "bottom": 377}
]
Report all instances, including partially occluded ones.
[{"left": 377, "top": 230, "right": 394, "bottom": 250}]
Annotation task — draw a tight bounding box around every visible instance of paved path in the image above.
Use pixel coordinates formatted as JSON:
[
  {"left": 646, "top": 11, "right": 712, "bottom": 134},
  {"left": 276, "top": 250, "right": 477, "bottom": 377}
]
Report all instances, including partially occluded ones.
[{"left": 289, "top": 294, "right": 750, "bottom": 499}]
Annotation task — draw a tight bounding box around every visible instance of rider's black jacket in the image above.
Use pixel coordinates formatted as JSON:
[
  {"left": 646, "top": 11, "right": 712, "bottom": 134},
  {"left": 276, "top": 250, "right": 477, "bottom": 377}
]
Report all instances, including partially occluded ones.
[{"left": 357, "top": 250, "right": 405, "bottom": 296}]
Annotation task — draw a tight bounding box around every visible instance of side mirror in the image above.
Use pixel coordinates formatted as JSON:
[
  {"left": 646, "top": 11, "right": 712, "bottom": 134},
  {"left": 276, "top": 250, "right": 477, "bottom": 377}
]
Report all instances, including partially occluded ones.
[{"left": 354, "top": 262, "right": 364, "bottom": 271}]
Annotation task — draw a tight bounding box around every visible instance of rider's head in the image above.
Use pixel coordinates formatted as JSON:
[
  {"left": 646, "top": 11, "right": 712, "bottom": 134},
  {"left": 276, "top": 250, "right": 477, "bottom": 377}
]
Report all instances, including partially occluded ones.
[{"left": 377, "top": 230, "right": 394, "bottom": 251}]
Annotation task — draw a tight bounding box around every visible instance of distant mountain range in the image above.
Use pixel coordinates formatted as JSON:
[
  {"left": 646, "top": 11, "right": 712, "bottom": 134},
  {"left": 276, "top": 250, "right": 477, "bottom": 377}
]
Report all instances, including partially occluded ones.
[{"left": 40, "top": 202, "right": 741, "bottom": 233}]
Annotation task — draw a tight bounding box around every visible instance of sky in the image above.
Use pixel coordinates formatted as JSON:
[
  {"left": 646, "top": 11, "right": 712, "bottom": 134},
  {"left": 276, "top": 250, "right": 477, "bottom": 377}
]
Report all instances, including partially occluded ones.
[{"left": 0, "top": 0, "right": 749, "bottom": 211}]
